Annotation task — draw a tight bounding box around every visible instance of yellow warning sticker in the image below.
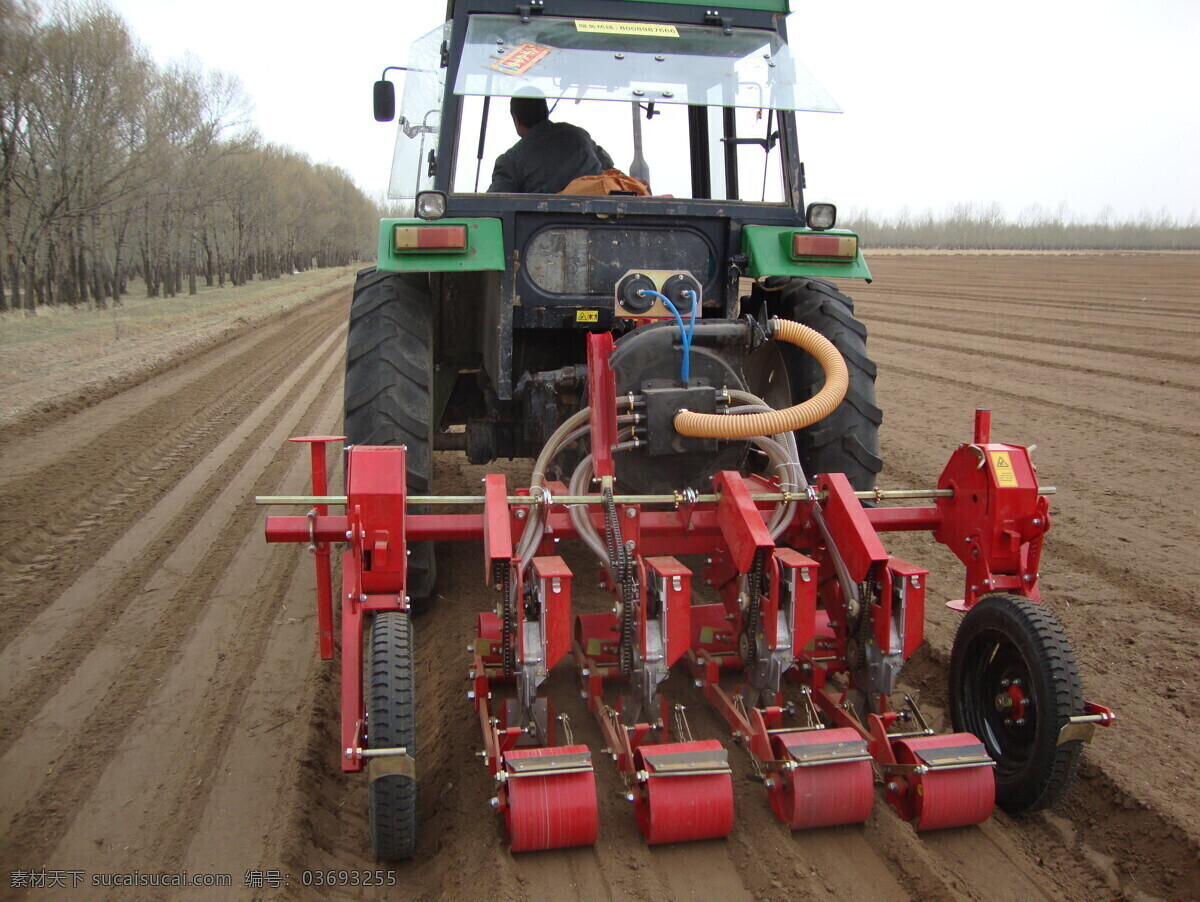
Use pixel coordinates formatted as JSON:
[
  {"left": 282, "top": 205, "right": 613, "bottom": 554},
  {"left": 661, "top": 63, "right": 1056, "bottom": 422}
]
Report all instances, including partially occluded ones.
[
  {"left": 575, "top": 19, "right": 680, "bottom": 37},
  {"left": 576, "top": 309, "right": 599, "bottom": 323},
  {"left": 989, "top": 451, "right": 1020, "bottom": 487}
]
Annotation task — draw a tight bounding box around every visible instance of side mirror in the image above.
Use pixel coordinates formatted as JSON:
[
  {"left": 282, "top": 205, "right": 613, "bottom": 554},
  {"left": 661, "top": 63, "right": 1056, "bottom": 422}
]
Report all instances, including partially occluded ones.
[{"left": 373, "top": 80, "right": 396, "bottom": 122}]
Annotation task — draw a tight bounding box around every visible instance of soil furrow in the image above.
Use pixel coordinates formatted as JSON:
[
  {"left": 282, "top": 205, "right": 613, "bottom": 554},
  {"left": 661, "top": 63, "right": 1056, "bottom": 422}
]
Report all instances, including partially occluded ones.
[{"left": 0, "top": 333, "right": 346, "bottom": 868}]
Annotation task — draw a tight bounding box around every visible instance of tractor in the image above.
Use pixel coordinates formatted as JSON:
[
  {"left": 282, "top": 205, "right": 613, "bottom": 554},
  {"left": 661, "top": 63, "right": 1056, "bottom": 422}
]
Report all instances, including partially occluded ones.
[{"left": 261, "top": 0, "right": 1112, "bottom": 861}]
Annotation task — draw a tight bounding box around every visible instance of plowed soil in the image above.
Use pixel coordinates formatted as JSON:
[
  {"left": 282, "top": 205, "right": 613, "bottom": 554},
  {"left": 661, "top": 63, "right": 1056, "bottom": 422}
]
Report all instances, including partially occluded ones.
[{"left": 1, "top": 253, "right": 1197, "bottom": 901}]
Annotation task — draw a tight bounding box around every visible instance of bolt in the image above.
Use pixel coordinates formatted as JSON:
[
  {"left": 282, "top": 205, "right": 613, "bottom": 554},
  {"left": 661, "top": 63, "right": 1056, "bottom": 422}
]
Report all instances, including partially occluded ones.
[
  {"left": 625, "top": 792, "right": 636, "bottom": 802},
  {"left": 886, "top": 781, "right": 901, "bottom": 794},
  {"left": 359, "top": 594, "right": 368, "bottom": 603},
  {"left": 1032, "top": 518, "right": 1042, "bottom": 526},
  {"left": 344, "top": 748, "right": 355, "bottom": 759},
  {"left": 614, "top": 53, "right": 625, "bottom": 60},
  {"left": 490, "top": 797, "right": 499, "bottom": 808},
  {"left": 1015, "top": 717, "right": 1026, "bottom": 726},
  {"left": 1000, "top": 678, "right": 1011, "bottom": 688},
  {"left": 655, "top": 55, "right": 665, "bottom": 61},
  {"left": 515, "top": 509, "right": 527, "bottom": 520},
  {"left": 625, "top": 507, "right": 637, "bottom": 518},
  {"left": 1004, "top": 717, "right": 1013, "bottom": 726},
  {"left": 1012, "top": 678, "right": 1022, "bottom": 688},
  {"left": 345, "top": 530, "right": 353, "bottom": 540}
]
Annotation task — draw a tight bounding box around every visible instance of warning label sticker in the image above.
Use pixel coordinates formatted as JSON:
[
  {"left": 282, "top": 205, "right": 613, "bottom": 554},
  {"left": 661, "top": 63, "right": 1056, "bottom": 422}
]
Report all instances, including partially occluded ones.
[
  {"left": 989, "top": 451, "right": 1020, "bottom": 487},
  {"left": 575, "top": 19, "right": 680, "bottom": 37},
  {"left": 576, "top": 310, "right": 599, "bottom": 323},
  {"left": 490, "top": 42, "right": 552, "bottom": 77}
]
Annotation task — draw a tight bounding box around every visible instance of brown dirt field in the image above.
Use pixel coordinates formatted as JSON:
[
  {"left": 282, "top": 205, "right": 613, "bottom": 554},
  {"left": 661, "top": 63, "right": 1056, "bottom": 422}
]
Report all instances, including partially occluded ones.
[{"left": 0, "top": 253, "right": 1197, "bottom": 901}]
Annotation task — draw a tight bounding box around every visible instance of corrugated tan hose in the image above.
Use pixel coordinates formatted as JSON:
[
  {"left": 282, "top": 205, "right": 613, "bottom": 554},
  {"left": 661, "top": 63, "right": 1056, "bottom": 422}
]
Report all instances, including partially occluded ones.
[{"left": 673, "top": 318, "right": 848, "bottom": 438}]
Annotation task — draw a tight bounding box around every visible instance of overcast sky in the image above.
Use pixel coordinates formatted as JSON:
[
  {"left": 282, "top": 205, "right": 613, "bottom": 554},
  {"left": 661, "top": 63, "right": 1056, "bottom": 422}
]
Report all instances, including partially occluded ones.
[{"left": 107, "top": 0, "right": 1198, "bottom": 222}]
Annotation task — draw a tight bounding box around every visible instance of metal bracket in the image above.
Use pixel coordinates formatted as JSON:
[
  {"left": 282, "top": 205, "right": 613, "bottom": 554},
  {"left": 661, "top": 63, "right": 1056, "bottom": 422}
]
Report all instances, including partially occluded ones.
[
  {"left": 515, "top": 0, "right": 544, "bottom": 23},
  {"left": 780, "top": 738, "right": 873, "bottom": 768},
  {"left": 704, "top": 12, "right": 734, "bottom": 34},
  {"left": 914, "top": 742, "right": 993, "bottom": 770},
  {"left": 641, "top": 748, "right": 732, "bottom": 777},
  {"left": 503, "top": 749, "right": 593, "bottom": 779},
  {"left": 365, "top": 748, "right": 416, "bottom": 782}
]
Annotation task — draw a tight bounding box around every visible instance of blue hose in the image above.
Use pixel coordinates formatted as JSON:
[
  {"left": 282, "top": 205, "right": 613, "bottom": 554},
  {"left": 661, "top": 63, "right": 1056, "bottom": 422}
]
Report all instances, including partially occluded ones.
[{"left": 638, "top": 289, "right": 693, "bottom": 384}]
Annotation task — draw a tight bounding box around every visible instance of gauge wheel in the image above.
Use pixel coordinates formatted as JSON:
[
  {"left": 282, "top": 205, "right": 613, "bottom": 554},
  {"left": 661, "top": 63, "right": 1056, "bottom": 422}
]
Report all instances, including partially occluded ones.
[
  {"left": 949, "top": 593, "right": 1084, "bottom": 814},
  {"left": 366, "top": 611, "right": 417, "bottom": 860}
]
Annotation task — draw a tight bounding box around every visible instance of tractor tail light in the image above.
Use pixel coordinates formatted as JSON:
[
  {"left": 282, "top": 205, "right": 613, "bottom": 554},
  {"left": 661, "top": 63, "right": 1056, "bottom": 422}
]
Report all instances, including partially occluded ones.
[
  {"left": 791, "top": 233, "right": 858, "bottom": 260},
  {"left": 393, "top": 225, "right": 467, "bottom": 252}
]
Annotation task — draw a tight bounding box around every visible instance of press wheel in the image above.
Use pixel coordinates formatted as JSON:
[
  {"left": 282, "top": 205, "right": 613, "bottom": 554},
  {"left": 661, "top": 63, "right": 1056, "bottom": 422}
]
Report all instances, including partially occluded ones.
[
  {"left": 888, "top": 734, "right": 995, "bottom": 831},
  {"left": 767, "top": 728, "right": 874, "bottom": 829},
  {"left": 633, "top": 740, "right": 734, "bottom": 845},
  {"left": 503, "top": 746, "right": 598, "bottom": 852}
]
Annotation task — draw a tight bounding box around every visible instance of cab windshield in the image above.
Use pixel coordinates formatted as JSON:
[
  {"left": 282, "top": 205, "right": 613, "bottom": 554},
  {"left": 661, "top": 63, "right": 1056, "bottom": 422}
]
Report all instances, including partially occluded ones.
[{"left": 389, "top": 16, "right": 839, "bottom": 204}]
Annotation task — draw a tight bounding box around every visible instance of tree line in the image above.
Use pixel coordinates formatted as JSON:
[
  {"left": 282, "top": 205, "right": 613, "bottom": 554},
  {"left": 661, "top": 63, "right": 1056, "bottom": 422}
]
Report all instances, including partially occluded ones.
[
  {"left": 844, "top": 202, "right": 1200, "bottom": 251},
  {"left": 1, "top": 0, "right": 382, "bottom": 312}
]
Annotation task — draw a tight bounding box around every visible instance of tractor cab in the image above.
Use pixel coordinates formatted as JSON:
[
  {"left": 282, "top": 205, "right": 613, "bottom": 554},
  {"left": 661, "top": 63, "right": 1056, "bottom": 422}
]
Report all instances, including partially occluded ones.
[{"left": 369, "top": 0, "right": 873, "bottom": 472}]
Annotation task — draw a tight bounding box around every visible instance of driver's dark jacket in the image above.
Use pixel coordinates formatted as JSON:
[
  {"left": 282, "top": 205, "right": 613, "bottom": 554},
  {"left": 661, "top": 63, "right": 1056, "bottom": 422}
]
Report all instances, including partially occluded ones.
[{"left": 487, "top": 120, "right": 614, "bottom": 193}]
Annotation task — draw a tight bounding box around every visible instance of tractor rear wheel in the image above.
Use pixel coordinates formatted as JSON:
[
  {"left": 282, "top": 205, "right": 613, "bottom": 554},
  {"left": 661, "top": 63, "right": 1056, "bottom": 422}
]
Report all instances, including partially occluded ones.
[
  {"left": 366, "top": 611, "right": 417, "bottom": 861},
  {"left": 344, "top": 267, "right": 436, "bottom": 613},
  {"left": 949, "top": 594, "right": 1084, "bottom": 814},
  {"left": 746, "top": 278, "right": 882, "bottom": 490}
]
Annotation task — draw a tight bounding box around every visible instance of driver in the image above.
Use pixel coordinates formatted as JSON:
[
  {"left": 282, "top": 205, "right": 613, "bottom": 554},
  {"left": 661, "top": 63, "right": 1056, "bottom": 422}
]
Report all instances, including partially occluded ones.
[{"left": 488, "top": 97, "right": 613, "bottom": 193}]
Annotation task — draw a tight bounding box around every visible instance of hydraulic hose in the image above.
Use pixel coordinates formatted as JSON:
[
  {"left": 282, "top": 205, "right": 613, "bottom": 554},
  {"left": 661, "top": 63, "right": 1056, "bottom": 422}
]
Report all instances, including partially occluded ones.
[{"left": 673, "top": 318, "right": 848, "bottom": 439}]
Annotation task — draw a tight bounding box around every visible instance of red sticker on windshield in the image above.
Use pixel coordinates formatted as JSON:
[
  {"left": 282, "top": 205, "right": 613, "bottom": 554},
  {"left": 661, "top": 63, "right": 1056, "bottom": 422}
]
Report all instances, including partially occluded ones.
[{"left": 491, "top": 43, "right": 551, "bottom": 76}]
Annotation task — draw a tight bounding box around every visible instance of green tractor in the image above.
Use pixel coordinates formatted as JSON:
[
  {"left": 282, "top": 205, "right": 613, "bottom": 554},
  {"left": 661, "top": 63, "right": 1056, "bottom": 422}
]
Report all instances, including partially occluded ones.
[{"left": 356, "top": 0, "right": 880, "bottom": 616}]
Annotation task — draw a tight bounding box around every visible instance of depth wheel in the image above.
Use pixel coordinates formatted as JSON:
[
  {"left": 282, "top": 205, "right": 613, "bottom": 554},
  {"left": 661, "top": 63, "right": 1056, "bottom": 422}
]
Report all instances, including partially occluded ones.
[
  {"left": 746, "top": 277, "right": 882, "bottom": 490},
  {"left": 367, "top": 611, "right": 417, "bottom": 861},
  {"left": 949, "top": 593, "right": 1084, "bottom": 814},
  {"left": 344, "top": 267, "right": 436, "bottom": 613}
]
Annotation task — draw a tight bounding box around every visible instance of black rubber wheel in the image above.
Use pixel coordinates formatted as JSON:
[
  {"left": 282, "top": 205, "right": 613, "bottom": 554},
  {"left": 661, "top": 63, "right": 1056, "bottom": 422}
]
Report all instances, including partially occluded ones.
[
  {"left": 949, "top": 594, "right": 1084, "bottom": 814},
  {"left": 366, "top": 611, "right": 417, "bottom": 861},
  {"left": 344, "top": 267, "right": 436, "bottom": 613},
  {"left": 747, "top": 278, "right": 882, "bottom": 490}
]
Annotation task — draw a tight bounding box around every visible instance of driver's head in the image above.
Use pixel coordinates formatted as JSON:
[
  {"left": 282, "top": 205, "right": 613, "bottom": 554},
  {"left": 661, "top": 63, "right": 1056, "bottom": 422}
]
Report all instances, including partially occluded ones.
[{"left": 510, "top": 96, "right": 549, "bottom": 136}]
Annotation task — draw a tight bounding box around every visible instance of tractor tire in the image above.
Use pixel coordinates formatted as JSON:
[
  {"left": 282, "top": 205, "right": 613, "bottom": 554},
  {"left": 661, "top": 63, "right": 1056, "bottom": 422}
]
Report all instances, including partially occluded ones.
[
  {"left": 748, "top": 278, "right": 882, "bottom": 490},
  {"left": 949, "top": 594, "right": 1084, "bottom": 815},
  {"left": 344, "top": 267, "right": 436, "bottom": 614},
  {"left": 366, "top": 611, "right": 417, "bottom": 861}
]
